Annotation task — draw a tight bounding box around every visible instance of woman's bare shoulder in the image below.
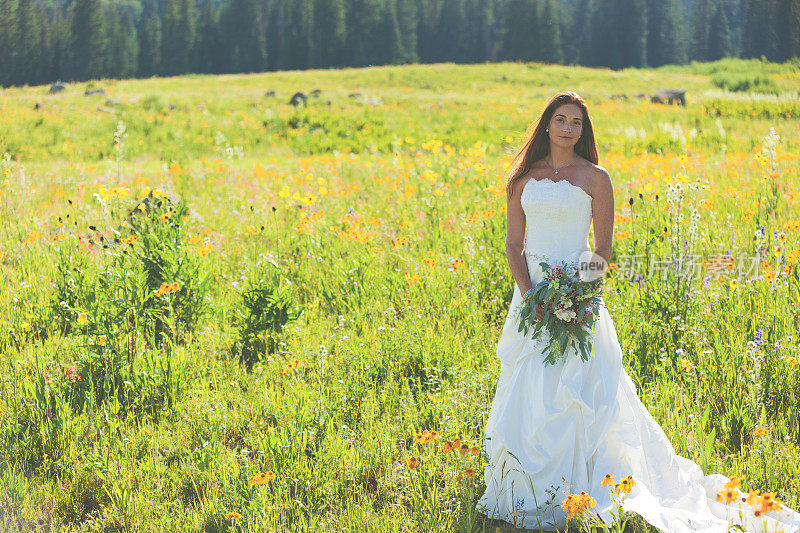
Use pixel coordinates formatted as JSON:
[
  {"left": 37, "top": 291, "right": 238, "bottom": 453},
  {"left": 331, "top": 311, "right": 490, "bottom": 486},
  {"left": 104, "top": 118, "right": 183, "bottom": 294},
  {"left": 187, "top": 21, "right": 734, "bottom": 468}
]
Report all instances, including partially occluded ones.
[
  {"left": 590, "top": 162, "right": 610, "bottom": 177},
  {"left": 569, "top": 158, "right": 606, "bottom": 193},
  {"left": 573, "top": 157, "right": 608, "bottom": 181},
  {"left": 586, "top": 163, "right": 613, "bottom": 198},
  {"left": 574, "top": 156, "right": 608, "bottom": 176},
  {"left": 508, "top": 176, "right": 527, "bottom": 198}
]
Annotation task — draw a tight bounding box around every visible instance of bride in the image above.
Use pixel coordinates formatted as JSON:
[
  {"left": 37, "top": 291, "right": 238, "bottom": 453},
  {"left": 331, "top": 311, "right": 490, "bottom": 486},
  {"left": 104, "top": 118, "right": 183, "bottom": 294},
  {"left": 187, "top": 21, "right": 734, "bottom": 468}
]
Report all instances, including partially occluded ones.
[{"left": 477, "top": 91, "right": 800, "bottom": 532}]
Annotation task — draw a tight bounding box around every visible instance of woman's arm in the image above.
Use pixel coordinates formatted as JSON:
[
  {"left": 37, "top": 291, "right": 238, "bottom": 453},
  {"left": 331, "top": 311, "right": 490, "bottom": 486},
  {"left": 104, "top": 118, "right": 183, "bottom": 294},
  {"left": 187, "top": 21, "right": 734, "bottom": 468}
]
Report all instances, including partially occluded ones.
[
  {"left": 590, "top": 167, "right": 615, "bottom": 274},
  {"left": 506, "top": 178, "right": 534, "bottom": 297}
]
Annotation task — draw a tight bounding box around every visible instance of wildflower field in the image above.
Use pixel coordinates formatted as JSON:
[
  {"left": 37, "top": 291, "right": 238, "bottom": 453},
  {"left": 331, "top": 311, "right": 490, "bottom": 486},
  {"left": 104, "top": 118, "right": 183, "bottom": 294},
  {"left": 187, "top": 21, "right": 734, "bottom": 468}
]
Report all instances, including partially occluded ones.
[{"left": 1, "top": 58, "right": 800, "bottom": 531}]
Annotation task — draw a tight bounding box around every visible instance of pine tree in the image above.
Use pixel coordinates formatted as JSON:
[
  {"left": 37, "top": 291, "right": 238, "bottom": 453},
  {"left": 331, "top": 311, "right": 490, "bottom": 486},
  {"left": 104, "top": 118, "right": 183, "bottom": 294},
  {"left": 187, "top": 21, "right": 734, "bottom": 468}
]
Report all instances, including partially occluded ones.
[
  {"left": 138, "top": 0, "right": 161, "bottom": 76},
  {"left": 538, "top": 0, "right": 562, "bottom": 64},
  {"left": 776, "top": 0, "right": 800, "bottom": 60},
  {"left": 111, "top": 8, "right": 131, "bottom": 77},
  {"left": 707, "top": 0, "right": 732, "bottom": 60},
  {"left": 463, "top": 0, "right": 494, "bottom": 63},
  {"left": 379, "top": 0, "right": 404, "bottom": 64},
  {"left": 396, "top": 0, "right": 418, "bottom": 63},
  {"left": 266, "top": 0, "right": 289, "bottom": 70},
  {"left": 614, "top": 0, "right": 647, "bottom": 68},
  {"left": 499, "top": 0, "right": 538, "bottom": 62},
  {"left": 344, "top": 0, "right": 382, "bottom": 66},
  {"left": 572, "top": 0, "right": 595, "bottom": 65},
  {"left": 312, "top": 0, "right": 346, "bottom": 67},
  {"left": 70, "top": 0, "right": 106, "bottom": 81},
  {"left": 284, "top": 0, "right": 313, "bottom": 69},
  {"left": 50, "top": 5, "right": 71, "bottom": 81},
  {"left": 161, "top": 0, "right": 195, "bottom": 75},
  {"left": 121, "top": 9, "right": 138, "bottom": 76},
  {"left": 416, "top": 0, "right": 437, "bottom": 63},
  {"left": 16, "top": 0, "right": 39, "bottom": 84},
  {"left": 561, "top": 0, "right": 580, "bottom": 64},
  {"left": 647, "top": 0, "right": 684, "bottom": 66},
  {"left": 724, "top": 0, "right": 746, "bottom": 56},
  {"left": 0, "top": 0, "right": 19, "bottom": 86},
  {"left": 436, "top": 0, "right": 469, "bottom": 63},
  {"left": 195, "top": 0, "right": 221, "bottom": 73},
  {"left": 37, "top": 3, "right": 53, "bottom": 84},
  {"left": 742, "top": 0, "right": 777, "bottom": 59},
  {"left": 220, "top": 0, "right": 266, "bottom": 73},
  {"left": 587, "top": 0, "right": 618, "bottom": 67},
  {"left": 8, "top": 0, "right": 791, "bottom": 84}
]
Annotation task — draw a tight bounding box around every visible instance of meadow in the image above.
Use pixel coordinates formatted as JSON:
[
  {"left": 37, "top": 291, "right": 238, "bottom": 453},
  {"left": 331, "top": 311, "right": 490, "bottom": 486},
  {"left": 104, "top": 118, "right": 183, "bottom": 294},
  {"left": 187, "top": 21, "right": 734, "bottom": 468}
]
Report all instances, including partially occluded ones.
[{"left": 0, "top": 57, "right": 799, "bottom": 532}]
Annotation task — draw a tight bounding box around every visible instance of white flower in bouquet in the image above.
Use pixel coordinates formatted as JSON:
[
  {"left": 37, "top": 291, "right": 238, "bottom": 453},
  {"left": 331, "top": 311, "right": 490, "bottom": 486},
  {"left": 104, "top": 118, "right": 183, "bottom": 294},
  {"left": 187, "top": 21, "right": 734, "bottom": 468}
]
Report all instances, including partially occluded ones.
[{"left": 555, "top": 306, "right": 577, "bottom": 322}]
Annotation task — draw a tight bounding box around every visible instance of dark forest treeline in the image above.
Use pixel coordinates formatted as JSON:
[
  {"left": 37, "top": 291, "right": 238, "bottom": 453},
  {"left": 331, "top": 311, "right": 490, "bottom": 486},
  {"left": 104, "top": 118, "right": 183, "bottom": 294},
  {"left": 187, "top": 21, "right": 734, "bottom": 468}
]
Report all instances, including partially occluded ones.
[{"left": 0, "top": 0, "right": 799, "bottom": 88}]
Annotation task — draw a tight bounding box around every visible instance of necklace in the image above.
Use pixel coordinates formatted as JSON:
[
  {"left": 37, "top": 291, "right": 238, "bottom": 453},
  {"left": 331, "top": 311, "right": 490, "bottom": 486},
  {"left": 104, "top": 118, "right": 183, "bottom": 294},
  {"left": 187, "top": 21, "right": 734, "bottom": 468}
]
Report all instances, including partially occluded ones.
[{"left": 544, "top": 154, "right": 578, "bottom": 175}]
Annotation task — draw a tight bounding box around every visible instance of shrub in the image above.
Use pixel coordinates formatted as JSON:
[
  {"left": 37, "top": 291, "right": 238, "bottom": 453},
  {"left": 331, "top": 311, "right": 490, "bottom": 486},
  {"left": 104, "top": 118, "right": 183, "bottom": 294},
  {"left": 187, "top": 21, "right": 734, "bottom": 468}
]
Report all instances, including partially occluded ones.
[
  {"left": 128, "top": 194, "right": 211, "bottom": 346},
  {"left": 233, "top": 261, "right": 302, "bottom": 370},
  {"left": 710, "top": 73, "right": 780, "bottom": 94},
  {"left": 52, "top": 192, "right": 211, "bottom": 350}
]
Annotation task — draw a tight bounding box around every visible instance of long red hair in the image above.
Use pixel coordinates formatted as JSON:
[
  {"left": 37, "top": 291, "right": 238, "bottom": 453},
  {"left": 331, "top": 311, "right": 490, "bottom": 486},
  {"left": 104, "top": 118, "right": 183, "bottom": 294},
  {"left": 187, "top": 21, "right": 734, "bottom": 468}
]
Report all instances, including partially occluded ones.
[{"left": 504, "top": 91, "right": 599, "bottom": 199}]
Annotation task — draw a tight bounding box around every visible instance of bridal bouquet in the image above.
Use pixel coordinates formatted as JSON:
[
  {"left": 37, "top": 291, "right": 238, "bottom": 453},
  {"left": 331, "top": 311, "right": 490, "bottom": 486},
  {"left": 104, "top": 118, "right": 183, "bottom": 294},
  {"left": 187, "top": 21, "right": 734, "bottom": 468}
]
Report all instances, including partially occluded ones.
[{"left": 516, "top": 261, "right": 605, "bottom": 366}]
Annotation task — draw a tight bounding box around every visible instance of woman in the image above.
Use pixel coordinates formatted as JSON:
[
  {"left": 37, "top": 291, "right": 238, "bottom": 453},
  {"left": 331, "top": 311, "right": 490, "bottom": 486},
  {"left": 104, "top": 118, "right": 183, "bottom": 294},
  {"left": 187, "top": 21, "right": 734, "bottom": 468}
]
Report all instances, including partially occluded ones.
[{"left": 476, "top": 91, "right": 800, "bottom": 532}]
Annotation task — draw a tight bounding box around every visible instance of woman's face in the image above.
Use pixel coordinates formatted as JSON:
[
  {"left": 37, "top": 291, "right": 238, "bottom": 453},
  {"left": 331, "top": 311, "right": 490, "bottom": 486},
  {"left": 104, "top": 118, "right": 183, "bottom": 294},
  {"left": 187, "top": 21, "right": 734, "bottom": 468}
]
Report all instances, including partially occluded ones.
[{"left": 547, "top": 103, "right": 583, "bottom": 149}]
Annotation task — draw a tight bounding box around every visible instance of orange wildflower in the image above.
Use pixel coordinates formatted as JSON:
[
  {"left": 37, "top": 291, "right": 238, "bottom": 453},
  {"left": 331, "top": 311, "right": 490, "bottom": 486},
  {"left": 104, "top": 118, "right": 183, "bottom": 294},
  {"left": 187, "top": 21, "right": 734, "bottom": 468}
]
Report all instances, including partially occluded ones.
[
  {"left": 562, "top": 490, "right": 597, "bottom": 521},
  {"left": 752, "top": 426, "right": 772, "bottom": 440},
  {"left": 724, "top": 475, "right": 744, "bottom": 491},
  {"left": 248, "top": 471, "right": 276, "bottom": 486},
  {"left": 413, "top": 430, "right": 439, "bottom": 444},
  {"left": 443, "top": 438, "right": 461, "bottom": 453},
  {"left": 614, "top": 477, "right": 635, "bottom": 495},
  {"left": 155, "top": 282, "right": 180, "bottom": 297}
]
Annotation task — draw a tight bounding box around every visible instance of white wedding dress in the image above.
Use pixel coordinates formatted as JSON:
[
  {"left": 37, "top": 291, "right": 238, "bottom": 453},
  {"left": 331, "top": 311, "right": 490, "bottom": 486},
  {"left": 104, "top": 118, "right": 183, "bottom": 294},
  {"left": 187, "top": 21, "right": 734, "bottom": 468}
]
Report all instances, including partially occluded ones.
[{"left": 477, "top": 177, "right": 800, "bottom": 532}]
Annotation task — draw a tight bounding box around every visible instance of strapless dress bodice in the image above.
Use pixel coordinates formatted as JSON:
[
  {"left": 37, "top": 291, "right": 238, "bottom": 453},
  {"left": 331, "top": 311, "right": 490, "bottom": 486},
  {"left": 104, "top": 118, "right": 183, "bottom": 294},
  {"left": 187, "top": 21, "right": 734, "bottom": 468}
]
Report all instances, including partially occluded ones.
[{"left": 521, "top": 177, "right": 593, "bottom": 284}]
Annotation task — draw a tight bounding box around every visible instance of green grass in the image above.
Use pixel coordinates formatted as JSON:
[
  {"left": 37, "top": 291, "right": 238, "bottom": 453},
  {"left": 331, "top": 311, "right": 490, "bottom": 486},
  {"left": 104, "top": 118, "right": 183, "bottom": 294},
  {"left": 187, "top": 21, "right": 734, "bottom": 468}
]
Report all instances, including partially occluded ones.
[{"left": 0, "top": 57, "right": 798, "bottom": 531}]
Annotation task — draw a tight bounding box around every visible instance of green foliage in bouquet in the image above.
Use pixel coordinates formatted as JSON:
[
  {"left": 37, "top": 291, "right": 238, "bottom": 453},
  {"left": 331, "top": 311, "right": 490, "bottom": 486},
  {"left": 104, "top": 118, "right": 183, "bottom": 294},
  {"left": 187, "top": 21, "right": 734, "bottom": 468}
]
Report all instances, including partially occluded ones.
[{"left": 517, "top": 261, "right": 605, "bottom": 366}]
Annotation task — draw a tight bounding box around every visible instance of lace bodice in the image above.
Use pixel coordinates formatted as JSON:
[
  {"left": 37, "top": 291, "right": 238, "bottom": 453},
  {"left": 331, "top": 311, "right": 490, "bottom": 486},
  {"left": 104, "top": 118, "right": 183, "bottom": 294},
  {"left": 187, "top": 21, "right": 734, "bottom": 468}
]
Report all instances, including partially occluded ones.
[{"left": 521, "top": 177, "right": 593, "bottom": 283}]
